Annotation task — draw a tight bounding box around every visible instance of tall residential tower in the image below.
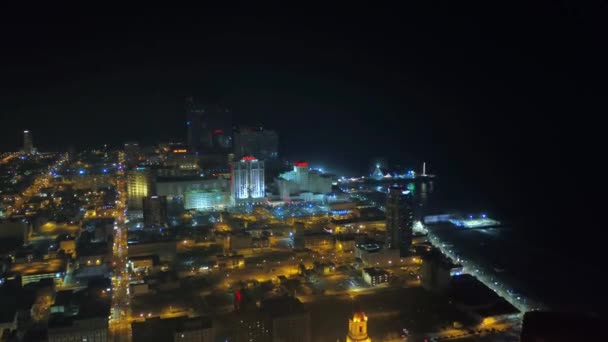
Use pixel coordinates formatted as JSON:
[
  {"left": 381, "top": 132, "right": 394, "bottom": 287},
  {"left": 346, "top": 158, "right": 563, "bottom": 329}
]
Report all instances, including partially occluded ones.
[
  {"left": 23, "top": 130, "right": 34, "bottom": 154},
  {"left": 386, "top": 186, "right": 414, "bottom": 256}
]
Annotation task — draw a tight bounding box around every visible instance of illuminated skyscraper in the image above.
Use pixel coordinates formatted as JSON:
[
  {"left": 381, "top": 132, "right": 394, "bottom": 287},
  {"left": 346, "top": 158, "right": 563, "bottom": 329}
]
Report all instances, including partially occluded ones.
[
  {"left": 346, "top": 311, "right": 371, "bottom": 342},
  {"left": 23, "top": 130, "right": 34, "bottom": 154},
  {"left": 231, "top": 156, "right": 265, "bottom": 204},
  {"left": 127, "top": 168, "right": 156, "bottom": 211},
  {"left": 386, "top": 186, "right": 414, "bottom": 256}
]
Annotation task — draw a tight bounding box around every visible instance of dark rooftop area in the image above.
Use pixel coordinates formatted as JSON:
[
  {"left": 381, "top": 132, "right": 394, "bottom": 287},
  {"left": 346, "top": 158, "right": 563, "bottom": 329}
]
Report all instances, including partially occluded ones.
[
  {"left": 132, "top": 316, "right": 212, "bottom": 342},
  {"left": 261, "top": 296, "right": 306, "bottom": 317}
]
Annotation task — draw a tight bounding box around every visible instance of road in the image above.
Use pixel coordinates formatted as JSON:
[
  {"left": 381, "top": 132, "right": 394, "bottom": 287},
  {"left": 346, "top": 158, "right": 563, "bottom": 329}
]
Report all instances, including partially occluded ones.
[
  {"left": 424, "top": 225, "right": 542, "bottom": 314},
  {"left": 109, "top": 157, "right": 132, "bottom": 341}
]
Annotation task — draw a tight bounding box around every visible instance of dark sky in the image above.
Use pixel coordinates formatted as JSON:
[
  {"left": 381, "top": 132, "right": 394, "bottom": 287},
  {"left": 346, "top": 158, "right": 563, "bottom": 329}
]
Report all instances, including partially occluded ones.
[{"left": 1, "top": 3, "right": 607, "bottom": 240}]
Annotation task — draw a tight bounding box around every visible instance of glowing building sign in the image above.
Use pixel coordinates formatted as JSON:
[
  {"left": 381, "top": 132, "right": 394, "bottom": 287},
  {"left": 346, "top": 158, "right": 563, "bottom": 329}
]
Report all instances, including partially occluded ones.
[{"left": 294, "top": 161, "right": 309, "bottom": 167}]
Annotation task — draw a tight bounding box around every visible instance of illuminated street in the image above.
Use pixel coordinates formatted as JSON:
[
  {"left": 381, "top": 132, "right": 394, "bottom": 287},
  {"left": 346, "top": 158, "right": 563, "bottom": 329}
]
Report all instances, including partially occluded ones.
[{"left": 109, "top": 156, "right": 132, "bottom": 341}]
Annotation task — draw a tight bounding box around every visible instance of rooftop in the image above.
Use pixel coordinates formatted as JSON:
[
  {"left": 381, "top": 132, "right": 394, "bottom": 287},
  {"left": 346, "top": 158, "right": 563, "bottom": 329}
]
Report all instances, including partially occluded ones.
[
  {"left": 262, "top": 296, "right": 306, "bottom": 317},
  {"left": 363, "top": 267, "right": 389, "bottom": 276},
  {"left": 132, "top": 316, "right": 212, "bottom": 342},
  {"left": 9, "top": 258, "right": 66, "bottom": 276},
  {"left": 357, "top": 243, "right": 383, "bottom": 253}
]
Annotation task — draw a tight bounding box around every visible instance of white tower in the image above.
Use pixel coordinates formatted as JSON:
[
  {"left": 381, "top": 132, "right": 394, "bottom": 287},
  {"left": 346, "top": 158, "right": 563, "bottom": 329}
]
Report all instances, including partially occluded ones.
[{"left": 231, "top": 156, "right": 265, "bottom": 203}]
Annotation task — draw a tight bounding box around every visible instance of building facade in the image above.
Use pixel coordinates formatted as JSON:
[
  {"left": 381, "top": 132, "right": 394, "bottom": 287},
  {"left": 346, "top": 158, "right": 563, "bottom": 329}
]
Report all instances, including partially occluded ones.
[
  {"left": 47, "top": 317, "right": 108, "bottom": 342},
  {"left": 362, "top": 267, "right": 390, "bottom": 286},
  {"left": 127, "top": 168, "right": 156, "bottom": 211},
  {"left": 231, "top": 156, "right": 265, "bottom": 204},
  {"left": 385, "top": 186, "right": 414, "bottom": 256},
  {"left": 22, "top": 130, "right": 34, "bottom": 154},
  {"left": 184, "top": 190, "right": 231, "bottom": 210},
  {"left": 157, "top": 177, "right": 229, "bottom": 200},
  {"left": 142, "top": 195, "right": 168, "bottom": 227},
  {"left": 124, "top": 141, "right": 141, "bottom": 167}
]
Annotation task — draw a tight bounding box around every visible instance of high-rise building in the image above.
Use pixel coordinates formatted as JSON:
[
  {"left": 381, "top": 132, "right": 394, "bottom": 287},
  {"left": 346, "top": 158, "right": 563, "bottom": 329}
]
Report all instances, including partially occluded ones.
[
  {"left": 385, "top": 186, "right": 414, "bottom": 256},
  {"left": 142, "top": 195, "right": 168, "bottom": 227},
  {"left": 231, "top": 156, "right": 265, "bottom": 204},
  {"left": 23, "top": 130, "right": 34, "bottom": 154},
  {"left": 346, "top": 311, "right": 372, "bottom": 342},
  {"left": 263, "top": 296, "right": 311, "bottom": 342},
  {"left": 233, "top": 126, "right": 278, "bottom": 160},
  {"left": 186, "top": 98, "right": 232, "bottom": 154},
  {"left": 127, "top": 168, "right": 156, "bottom": 211},
  {"left": 48, "top": 317, "right": 108, "bottom": 342},
  {"left": 124, "top": 141, "right": 141, "bottom": 168},
  {"left": 420, "top": 252, "right": 453, "bottom": 293}
]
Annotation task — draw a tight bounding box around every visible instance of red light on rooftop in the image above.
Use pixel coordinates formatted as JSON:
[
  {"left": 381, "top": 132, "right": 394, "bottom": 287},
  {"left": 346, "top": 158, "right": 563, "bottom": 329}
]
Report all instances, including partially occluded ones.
[
  {"left": 241, "top": 156, "right": 257, "bottom": 161},
  {"left": 213, "top": 129, "right": 224, "bottom": 134},
  {"left": 294, "top": 161, "right": 309, "bottom": 167}
]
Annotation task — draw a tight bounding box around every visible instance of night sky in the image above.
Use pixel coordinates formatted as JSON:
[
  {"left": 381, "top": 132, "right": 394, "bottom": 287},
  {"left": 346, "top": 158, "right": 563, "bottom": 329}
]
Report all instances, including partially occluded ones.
[{"left": 1, "top": 3, "right": 607, "bottom": 248}]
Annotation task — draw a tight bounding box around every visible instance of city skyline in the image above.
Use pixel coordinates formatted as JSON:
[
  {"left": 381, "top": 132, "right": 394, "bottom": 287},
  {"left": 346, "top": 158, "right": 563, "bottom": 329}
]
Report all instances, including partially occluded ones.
[{"left": 1, "top": 3, "right": 607, "bottom": 341}]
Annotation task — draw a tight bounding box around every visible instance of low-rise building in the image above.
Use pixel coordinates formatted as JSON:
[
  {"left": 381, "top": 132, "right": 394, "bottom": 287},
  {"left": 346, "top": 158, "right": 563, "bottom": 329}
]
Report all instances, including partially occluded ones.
[
  {"left": 313, "top": 261, "right": 335, "bottom": 275},
  {"left": 48, "top": 286, "right": 111, "bottom": 342},
  {"left": 293, "top": 232, "right": 334, "bottom": 251},
  {"left": 327, "top": 216, "right": 385, "bottom": 235},
  {"left": 77, "top": 242, "right": 110, "bottom": 268},
  {"left": 128, "top": 241, "right": 177, "bottom": 263},
  {"left": 130, "top": 282, "right": 152, "bottom": 297},
  {"left": 229, "top": 232, "right": 253, "bottom": 252},
  {"left": 335, "top": 234, "right": 356, "bottom": 253},
  {"left": 362, "top": 267, "right": 390, "bottom": 286},
  {"left": 58, "top": 238, "right": 76, "bottom": 255},
  {"left": 217, "top": 254, "right": 245, "bottom": 269},
  {"left": 9, "top": 258, "right": 67, "bottom": 286},
  {"left": 128, "top": 255, "right": 160, "bottom": 272},
  {"left": 355, "top": 243, "right": 403, "bottom": 267},
  {"left": 47, "top": 317, "right": 108, "bottom": 342}
]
